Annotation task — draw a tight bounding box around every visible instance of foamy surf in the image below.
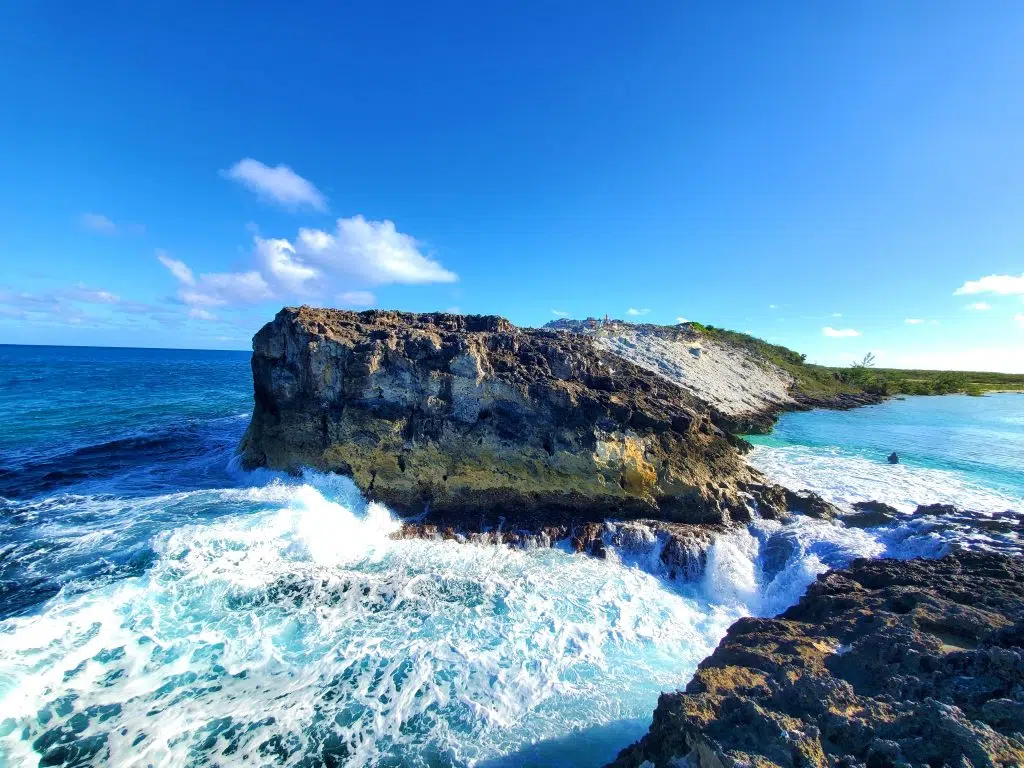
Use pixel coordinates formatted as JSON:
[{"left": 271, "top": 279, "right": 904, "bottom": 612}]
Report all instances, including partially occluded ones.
[
  {"left": 0, "top": 478, "right": 741, "bottom": 767},
  {"left": 747, "top": 444, "right": 1022, "bottom": 513},
  {"left": 3, "top": 466, "right": 1023, "bottom": 766}
]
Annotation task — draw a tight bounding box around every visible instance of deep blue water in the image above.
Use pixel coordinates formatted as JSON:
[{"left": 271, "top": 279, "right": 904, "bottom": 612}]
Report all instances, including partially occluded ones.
[{"left": 0, "top": 344, "right": 1021, "bottom": 767}]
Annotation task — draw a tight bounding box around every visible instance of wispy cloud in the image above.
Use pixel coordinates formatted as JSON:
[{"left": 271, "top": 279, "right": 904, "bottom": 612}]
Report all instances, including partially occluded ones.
[
  {"left": 954, "top": 273, "right": 1024, "bottom": 296},
  {"left": 822, "top": 326, "right": 861, "bottom": 338},
  {"left": 967, "top": 302, "right": 992, "bottom": 311},
  {"left": 1016, "top": 314, "right": 1024, "bottom": 329},
  {"left": 188, "top": 308, "right": 218, "bottom": 321},
  {"left": 551, "top": 309, "right": 569, "bottom": 317},
  {"left": 676, "top": 316, "right": 688, "bottom": 324},
  {"left": 0, "top": 284, "right": 182, "bottom": 330},
  {"left": 905, "top": 318, "right": 924, "bottom": 325},
  {"left": 830, "top": 312, "right": 843, "bottom": 317},
  {"left": 339, "top": 290, "right": 376, "bottom": 307},
  {"left": 79, "top": 213, "right": 118, "bottom": 235},
  {"left": 157, "top": 215, "right": 456, "bottom": 312},
  {"left": 223, "top": 159, "right": 327, "bottom": 212},
  {"left": 157, "top": 251, "right": 195, "bottom": 286},
  {"left": 768, "top": 304, "right": 778, "bottom": 310},
  {"left": 626, "top": 307, "right": 650, "bottom": 316}
]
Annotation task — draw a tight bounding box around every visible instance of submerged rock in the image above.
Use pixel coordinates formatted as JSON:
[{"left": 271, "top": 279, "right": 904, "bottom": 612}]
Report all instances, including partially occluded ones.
[
  {"left": 843, "top": 499, "right": 901, "bottom": 528},
  {"left": 609, "top": 553, "right": 1024, "bottom": 768},
  {"left": 782, "top": 488, "right": 842, "bottom": 520},
  {"left": 240, "top": 307, "right": 771, "bottom": 528}
]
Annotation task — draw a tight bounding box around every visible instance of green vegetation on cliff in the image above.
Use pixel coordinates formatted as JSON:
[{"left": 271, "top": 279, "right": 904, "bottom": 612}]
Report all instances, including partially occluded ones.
[{"left": 687, "top": 323, "right": 1024, "bottom": 398}]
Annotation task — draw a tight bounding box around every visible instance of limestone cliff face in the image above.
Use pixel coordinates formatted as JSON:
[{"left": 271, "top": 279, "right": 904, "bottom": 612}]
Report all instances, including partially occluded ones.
[{"left": 240, "top": 307, "right": 770, "bottom": 526}]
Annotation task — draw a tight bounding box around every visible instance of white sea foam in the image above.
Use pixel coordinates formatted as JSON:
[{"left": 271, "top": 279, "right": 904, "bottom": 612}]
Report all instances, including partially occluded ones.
[
  {"left": 747, "top": 444, "right": 1022, "bottom": 513},
  {"left": 3, "top": 459, "right": 1021, "bottom": 766},
  {"left": 0, "top": 478, "right": 741, "bottom": 767}
]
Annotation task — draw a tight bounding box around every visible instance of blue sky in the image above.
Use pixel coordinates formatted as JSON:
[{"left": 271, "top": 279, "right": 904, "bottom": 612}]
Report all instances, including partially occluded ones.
[{"left": 1, "top": 1, "right": 1023, "bottom": 371}]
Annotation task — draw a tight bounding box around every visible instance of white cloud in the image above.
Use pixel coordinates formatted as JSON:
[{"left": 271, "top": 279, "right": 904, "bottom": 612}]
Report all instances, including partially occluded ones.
[
  {"left": 905, "top": 318, "right": 924, "bottom": 325},
  {"left": 223, "top": 159, "right": 327, "bottom": 212},
  {"left": 823, "top": 326, "right": 861, "bottom": 338},
  {"left": 159, "top": 251, "right": 272, "bottom": 309},
  {"left": 297, "top": 216, "right": 456, "bottom": 285},
  {"left": 1016, "top": 314, "right": 1024, "bottom": 328},
  {"left": 80, "top": 213, "right": 118, "bottom": 234},
  {"left": 768, "top": 304, "right": 778, "bottom": 310},
  {"left": 156, "top": 216, "right": 454, "bottom": 314},
  {"left": 954, "top": 273, "right": 1024, "bottom": 296},
  {"left": 551, "top": 309, "right": 569, "bottom": 317},
  {"left": 191, "top": 271, "right": 272, "bottom": 306},
  {"left": 65, "top": 284, "right": 120, "bottom": 304},
  {"left": 830, "top": 312, "right": 843, "bottom": 317},
  {"left": 188, "top": 308, "right": 218, "bottom": 321},
  {"left": 967, "top": 302, "right": 992, "bottom": 311},
  {"left": 676, "top": 316, "right": 688, "bottom": 324},
  {"left": 157, "top": 251, "right": 196, "bottom": 286},
  {"left": 255, "top": 237, "right": 319, "bottom": 293},
  {"left": 626, "top": 307, "right": 650, "bottom": 316},
  {"left": 339, "top": 290, "right": 376, "bottom": 307}
]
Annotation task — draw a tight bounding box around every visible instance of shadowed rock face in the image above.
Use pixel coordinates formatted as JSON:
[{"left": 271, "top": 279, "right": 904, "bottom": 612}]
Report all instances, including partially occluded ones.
[
  {"left": 240, "top": 307, "right": 773, "bottom": 527},
  {"left": 609, "top": 553, "right": 1024, "bottom": 768}
]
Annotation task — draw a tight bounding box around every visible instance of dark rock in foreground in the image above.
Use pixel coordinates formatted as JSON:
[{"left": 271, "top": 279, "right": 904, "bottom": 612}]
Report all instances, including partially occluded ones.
[
  {"left": 610, "top": 553, "right": 1024, "bottom": 768},
  {"left": 241, "top": 307, "right": 778, "bottom": 527}
]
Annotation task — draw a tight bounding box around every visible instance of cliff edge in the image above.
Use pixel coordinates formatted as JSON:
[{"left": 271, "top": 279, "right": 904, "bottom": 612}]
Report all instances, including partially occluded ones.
[{"left": 240, "top": 307, "right": 778, "bottom": 527}]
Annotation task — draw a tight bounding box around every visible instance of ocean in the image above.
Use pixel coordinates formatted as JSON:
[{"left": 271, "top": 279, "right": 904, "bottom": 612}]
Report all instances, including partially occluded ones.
[{"left": 0, "top": 344, "right": 1021, "bottom": 767}]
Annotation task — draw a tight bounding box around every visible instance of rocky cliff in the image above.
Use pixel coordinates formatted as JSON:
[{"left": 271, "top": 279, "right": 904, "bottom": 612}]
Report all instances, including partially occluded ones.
[
  {"left": 240, "top": 307, "right": 780, "bottom": 527},
  {"left": 545, "top": 320, "right": 882, "bottom": 433},
  {"left": 610, "top": 552, "right": 1024, "bottom": 768}
]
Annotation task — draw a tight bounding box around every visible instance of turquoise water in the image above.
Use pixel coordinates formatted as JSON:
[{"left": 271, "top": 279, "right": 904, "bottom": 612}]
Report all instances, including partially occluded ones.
[
  {"left": 746, "top": 394, "right": 1024, "bottom": 512},
  {"left": 0, "top": 345, "right": 1021, "bottom": 767}
]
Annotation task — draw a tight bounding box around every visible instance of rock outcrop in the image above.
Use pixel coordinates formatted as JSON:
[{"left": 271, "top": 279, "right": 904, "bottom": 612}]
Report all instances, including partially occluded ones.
[
  {"left": 609, "top": 553, "right": 1024, "bottom": 768},
  {"left": 546, "top": 320, "right": 883, "bottom": 434},
  {"left": 241, "top": 307, "right": 778, "bottom": 527}
]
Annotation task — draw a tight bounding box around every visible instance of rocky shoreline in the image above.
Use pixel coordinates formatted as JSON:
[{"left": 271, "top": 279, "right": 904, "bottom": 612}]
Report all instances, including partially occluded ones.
[
  {"left": 609, "top": 553, "right": 1024, "bottom": 768},
  {"left": 239, "top": 307, "right": 1022, "bottom": 768}
]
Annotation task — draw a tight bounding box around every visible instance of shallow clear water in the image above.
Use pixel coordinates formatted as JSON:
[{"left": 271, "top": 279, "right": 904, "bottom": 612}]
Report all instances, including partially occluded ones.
[
  {"left": 746, "top": 393, "right": 1024, "bottom": 512},
  {"left": 1, "top": 345, "right": 1022, "bottom": 767}
]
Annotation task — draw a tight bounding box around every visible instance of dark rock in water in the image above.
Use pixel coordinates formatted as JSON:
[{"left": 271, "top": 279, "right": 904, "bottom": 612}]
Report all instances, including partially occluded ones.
[
  {"left": 914, "top": 502, "right": 961, "bottom": 517},
  {"left": 608, "top": 553, "right": 1024, "bottom": 768},
  {"left": 844, "top": 499, "right": 901, "bottom": 528},
  {"left": 395, "top": 518, "right": 717, "bottom": 580},
  {"left": 888, "top": 451, "right": 900, "bottom": 464},
  {"left": 240, "top": 307, "right": 775, "bottom": 528},
  {"left": 783, "top": 488, "right": 841, "bottom": 520}
]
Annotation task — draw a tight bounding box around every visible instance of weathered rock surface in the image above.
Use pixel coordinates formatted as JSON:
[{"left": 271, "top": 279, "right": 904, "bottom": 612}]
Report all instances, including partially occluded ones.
[
  {"left": 609, "top": 553, "right": 1024, "bottom": 768},
  {"left": 241, "top": 307, "right": 775, "bottom": 527},
  {"left": 546, "top": 320, "right": 884, "bottom": 434}
]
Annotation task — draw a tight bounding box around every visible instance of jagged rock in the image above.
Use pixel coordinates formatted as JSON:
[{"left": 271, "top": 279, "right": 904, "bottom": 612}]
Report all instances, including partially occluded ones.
[
  {"left": 844, "top": 499, "right": 901, "bottom": 528},
  {"left": 609, "top": 553, "right": 1024, "bottom": 768},
  {"left": 783, "top": 488, "right": 842, "bottom": 520},
  {"left": 240, "top": 307, "right": 772, "bottom": 528},
  {"left": 394, "top": 518, "right": 717, "bottom": 581}
]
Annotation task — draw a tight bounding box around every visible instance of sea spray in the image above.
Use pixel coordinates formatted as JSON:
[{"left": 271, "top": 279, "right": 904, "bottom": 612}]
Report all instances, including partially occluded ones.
[{"left": 0, "top": 478, "right": 742, "bottom": 767}]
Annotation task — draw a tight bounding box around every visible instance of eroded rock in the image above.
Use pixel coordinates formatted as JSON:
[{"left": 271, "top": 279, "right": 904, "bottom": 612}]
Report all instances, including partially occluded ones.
[
  {"left": 609, "top": 553, "right": 1024, "bottom": 768},
  {"left": 240, "top": 307, "right": 772, "bottom": 528}
]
